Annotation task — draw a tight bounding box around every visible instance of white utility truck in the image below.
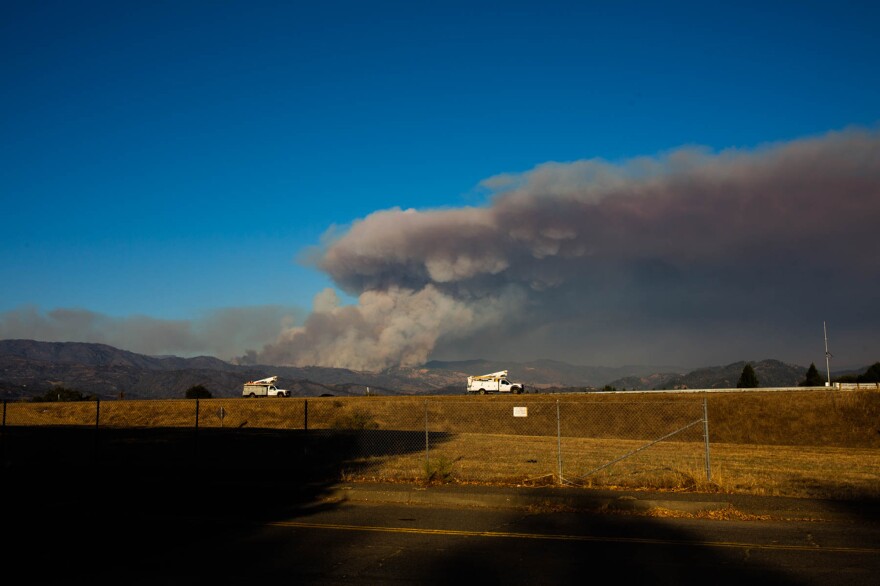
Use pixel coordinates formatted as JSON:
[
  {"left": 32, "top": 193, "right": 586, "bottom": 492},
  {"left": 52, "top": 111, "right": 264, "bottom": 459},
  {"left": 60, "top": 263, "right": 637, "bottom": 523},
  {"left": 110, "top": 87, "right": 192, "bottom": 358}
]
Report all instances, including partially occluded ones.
[
  {"left": 466, "top": 370, "right": 525, "bottom": 394},
  {"left": 242, "top": 376, "right": 290, "bottom": 398}
]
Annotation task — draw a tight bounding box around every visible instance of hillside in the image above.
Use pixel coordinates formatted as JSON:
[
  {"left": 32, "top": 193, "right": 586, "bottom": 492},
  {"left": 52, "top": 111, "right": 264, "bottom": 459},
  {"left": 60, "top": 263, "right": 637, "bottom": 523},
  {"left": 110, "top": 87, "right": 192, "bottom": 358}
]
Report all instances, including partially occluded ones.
[
  {"left": 655, "top": 359, "right": 810, "bottom": 389},
  {"left": 0, "top": 340, "right": 470, "bottom": 400},
  {"left": 607, "top": 359, "right": 813, "bottom": 390},
  {"left": 1, "top": 338, "right": 860, "bottom": 400},
  {"left": 1, "top": 340, "right": 684, "bottom": 399}
]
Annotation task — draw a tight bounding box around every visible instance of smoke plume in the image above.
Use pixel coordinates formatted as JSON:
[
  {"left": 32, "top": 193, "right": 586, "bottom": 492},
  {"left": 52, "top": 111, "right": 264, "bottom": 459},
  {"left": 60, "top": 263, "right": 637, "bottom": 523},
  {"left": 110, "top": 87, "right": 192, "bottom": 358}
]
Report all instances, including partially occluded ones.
[
  {"left": 0, "top": 305, "right": 302, "bottom": 361},
  {"left": 256, "top": 127, "right": 880, "bottom": 370},
  {"left": 7, "top": 128, "right": 877, "bottom": 370}
]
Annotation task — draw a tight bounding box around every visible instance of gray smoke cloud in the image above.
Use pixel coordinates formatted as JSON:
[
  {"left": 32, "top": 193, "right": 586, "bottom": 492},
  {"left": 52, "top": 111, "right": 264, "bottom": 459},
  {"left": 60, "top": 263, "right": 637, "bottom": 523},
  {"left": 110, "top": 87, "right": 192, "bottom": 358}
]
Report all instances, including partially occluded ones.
[
  {"left": 256, "top": 127, "right": 880, "bottom": 370},
  {"left": 6, "top": 128, "right": 877, "bottom": 370},
  {"left": 0, "top": 305, "right": 303, "bottom": 361},
  {"left": 255, "top": 285, "right": 528, "bottom": 371}
]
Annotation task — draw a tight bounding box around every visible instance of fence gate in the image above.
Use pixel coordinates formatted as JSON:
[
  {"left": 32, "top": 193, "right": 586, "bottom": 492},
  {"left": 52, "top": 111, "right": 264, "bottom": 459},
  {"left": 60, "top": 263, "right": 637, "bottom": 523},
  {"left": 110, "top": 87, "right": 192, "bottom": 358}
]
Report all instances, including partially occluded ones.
[{"left": 557, "top": 398, "right": 711, "bottom": 488}]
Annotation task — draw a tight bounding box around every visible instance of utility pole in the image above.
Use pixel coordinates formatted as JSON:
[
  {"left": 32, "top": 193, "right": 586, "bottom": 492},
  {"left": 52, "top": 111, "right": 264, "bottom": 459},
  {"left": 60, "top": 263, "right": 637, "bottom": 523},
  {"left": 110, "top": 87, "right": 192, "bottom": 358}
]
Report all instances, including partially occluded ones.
[{"left": 823, "top": 321, "right": 832, "bottom": 387}]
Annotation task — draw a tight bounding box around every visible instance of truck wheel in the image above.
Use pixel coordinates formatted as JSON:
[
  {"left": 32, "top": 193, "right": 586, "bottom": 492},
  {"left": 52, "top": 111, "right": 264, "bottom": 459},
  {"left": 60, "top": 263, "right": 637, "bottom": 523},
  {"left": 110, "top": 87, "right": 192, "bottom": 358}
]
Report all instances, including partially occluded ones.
[
  {"left": 479, "top": 389, "right": 486, "bottom": 395},
  {"left": 248, "top": 392, "right": 256, "bottom": 398}
]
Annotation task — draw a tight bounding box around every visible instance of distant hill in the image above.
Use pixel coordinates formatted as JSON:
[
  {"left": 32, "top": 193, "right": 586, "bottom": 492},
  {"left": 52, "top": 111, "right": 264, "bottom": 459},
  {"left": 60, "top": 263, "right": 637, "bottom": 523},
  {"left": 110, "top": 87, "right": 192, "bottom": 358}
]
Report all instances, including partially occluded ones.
[
  {"left": 0, "top": 340, "right": 681, "bottom": 399},
  {"left": 672, "top": 359, "right": 808, "bottom": 389},
  {"left": 0, "top": 339, "right": 410, "bottom": 400},
  {"left": 0, "top": 338, "right": 237, "bottom": 371},
  {"left": 2, "top": 339, "right": 870, "bottom": 401},
  {"left": 424, "top": 358, "right": 683, "bottom": 388},
  {"left": 607, "top": 359, "right": 811, "bottom": 390}
]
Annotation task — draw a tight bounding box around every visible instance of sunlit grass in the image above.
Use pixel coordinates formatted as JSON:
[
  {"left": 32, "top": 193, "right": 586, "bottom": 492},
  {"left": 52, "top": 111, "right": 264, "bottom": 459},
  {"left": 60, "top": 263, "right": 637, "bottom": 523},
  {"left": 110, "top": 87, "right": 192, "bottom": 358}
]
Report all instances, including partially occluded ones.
[{"left": 4, "top": 390, "right": 879, "bottom": 499}]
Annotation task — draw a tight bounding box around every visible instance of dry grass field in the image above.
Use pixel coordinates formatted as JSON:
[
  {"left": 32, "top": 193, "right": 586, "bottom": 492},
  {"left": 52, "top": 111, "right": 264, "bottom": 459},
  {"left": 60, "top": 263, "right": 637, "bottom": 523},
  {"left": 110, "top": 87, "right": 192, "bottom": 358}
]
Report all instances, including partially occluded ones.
[{"left": 3, "top": 389, "right": 879, "bottom": 500}]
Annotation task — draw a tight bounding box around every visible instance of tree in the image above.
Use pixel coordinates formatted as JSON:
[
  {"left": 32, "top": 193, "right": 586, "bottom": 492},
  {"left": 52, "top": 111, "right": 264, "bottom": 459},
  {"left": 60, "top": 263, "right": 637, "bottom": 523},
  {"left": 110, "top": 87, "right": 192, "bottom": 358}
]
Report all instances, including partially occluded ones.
[
  {"left": 800, "top": 363, "right": 825, "bottom": 387},
  {"left": 736, "top": 364, "right": 759, "bottom": 388},
  {"left": 185, "top": 384, "right": 213, "bottom": 399},
  {"left": 31, "top": 386, "right": 94, "bottom": 402},
  {"left": 857, "top": 362, "right": 880, "bottom": 383},
  {"left": 833, "top": 362, "right": 880, "bottom": 385}
]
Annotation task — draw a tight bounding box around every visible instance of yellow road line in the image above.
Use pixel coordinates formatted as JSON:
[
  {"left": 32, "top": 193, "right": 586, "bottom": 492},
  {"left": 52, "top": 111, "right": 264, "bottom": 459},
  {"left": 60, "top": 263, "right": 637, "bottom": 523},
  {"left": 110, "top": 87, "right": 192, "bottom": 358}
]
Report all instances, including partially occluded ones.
[{"left": 268, "top": 520, "right": 880, "bottom": 554}]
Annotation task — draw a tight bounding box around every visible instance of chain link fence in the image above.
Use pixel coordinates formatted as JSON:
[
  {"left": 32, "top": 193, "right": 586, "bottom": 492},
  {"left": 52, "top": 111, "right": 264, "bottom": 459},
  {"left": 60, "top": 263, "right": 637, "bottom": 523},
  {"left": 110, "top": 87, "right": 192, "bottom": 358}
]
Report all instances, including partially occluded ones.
[
  {"left": 1, "top": 396, "right": 711, "bottom": 489},
  {"left": 5, "top": 391, "right": 879, "bottom": 498}
]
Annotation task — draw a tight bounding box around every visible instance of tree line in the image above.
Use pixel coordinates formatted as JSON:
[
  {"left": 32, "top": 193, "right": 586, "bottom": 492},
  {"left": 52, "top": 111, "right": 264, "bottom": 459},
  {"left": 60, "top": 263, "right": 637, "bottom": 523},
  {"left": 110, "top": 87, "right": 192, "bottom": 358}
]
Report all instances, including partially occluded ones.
[{"left": 736, "top": 361, "right": 880, "bottom": 389}]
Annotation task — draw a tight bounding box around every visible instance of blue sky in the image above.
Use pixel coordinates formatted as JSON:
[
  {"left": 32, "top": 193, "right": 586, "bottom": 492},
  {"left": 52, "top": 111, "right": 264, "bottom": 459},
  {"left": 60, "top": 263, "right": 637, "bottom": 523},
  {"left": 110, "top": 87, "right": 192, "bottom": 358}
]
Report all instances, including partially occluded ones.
[{"left": 2, "top": 1, "right": 879, "bottom": 370}]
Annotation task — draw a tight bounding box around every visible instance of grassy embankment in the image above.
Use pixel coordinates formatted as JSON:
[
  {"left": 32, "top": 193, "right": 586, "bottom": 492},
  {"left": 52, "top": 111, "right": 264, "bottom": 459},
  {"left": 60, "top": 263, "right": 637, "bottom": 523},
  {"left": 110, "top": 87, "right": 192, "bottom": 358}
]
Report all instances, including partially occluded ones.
[{"left": 4, "top": 389, "right": 879, "bottom": 500}]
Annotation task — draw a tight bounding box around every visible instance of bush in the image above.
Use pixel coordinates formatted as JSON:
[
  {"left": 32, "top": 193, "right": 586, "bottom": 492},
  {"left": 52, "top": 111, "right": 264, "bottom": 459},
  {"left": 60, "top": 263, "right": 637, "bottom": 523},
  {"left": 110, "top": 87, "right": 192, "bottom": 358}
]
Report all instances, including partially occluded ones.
[
  {"left": 332, "top": 408, "right": 379, "bottom": 430},
  {"left": 423, "top": 455, "right": 460, "bottom": 485},
  {"left": 833, "top": 363, "right": 880, "bottom": 385},
  {"left": 858, "top": 362, "right": 880, "bottom": 383},
  {"left": 185, "top": 385, "right": 213, "bottom": 399},
  {"left": 31, "top": 386, "right": 94, "bottom": 402}
]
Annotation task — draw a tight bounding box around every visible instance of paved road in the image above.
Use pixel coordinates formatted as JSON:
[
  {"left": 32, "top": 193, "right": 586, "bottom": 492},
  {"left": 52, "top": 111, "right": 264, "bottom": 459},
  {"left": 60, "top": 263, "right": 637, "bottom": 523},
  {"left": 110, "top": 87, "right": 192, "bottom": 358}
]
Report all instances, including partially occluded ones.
[{"left": 6, "top": 473, "right": 880, "bottom": 585}]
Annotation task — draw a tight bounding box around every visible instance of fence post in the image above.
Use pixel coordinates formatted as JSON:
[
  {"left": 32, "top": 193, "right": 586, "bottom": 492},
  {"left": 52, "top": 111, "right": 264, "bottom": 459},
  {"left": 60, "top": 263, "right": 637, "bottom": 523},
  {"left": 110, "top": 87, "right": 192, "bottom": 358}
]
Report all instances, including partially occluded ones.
[
  {"left": 703, "top": 397, "right": 712, "bottom": 482},
  {"left": 303, "top": 399, "right": 309, "bottom": 457},
  {"left": 556, "top": 399, "right": 562, "bottom": 485},
  {"left": 424, "top": 399, "right": 429, "bottom": 468},
  {"left": 93, "top": 397, "right": 101, "bottom": 464},
  {"left": 194, "top": 398, "right": 200, "bottom": 465},
  {"left": 1, "top": 399, "right": 6, "bottom": 466}
]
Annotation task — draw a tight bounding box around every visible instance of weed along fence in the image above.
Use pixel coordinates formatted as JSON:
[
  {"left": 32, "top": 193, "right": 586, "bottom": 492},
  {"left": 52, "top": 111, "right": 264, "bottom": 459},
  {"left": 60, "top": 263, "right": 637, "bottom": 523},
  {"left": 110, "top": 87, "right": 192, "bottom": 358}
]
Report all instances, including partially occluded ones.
[{"left": 3, "top": 390, "right": 880, "bottom": 498}]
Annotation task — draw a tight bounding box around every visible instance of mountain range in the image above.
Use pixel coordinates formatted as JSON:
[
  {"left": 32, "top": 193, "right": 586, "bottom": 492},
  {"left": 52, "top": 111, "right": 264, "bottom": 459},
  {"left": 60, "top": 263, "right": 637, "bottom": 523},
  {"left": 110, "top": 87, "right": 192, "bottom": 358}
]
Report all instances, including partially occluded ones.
[{"left": 0, "top": 339, "right": 827, "bottom": 400}]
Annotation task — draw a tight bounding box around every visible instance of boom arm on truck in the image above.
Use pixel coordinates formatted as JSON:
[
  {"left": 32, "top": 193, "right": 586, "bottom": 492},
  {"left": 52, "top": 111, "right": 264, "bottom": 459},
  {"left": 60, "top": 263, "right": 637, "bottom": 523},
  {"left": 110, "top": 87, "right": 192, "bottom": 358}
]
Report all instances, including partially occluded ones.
[{"left": 249, "top": 376, "right": 278, "bottom": 385}]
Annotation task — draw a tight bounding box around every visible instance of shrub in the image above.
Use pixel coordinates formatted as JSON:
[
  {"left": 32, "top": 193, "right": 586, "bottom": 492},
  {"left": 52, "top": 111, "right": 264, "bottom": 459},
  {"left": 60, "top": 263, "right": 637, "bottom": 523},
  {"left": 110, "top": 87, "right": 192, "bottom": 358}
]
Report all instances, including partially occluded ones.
[
  {"left": 185, "top": 385, "right": 213, "bottom": 399},
  {"left": 858, "top": 362, "right": 880, "bottom": 383},
  {"left": 31, "top": 386, "right": 94, "bottom": 402},
  {"left": 423, "top": 455, "right": 459, "bottom": 484},
  {"left": 332, "top": 408, "right": 379, "bottom": 430}
]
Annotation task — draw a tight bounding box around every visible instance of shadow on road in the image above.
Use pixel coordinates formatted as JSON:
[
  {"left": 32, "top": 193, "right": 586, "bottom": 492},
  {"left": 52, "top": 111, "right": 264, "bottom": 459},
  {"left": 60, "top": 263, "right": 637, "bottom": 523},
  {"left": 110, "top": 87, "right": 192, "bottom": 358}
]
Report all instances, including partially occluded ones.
[
  {"left": 1, "top": 425, "right": 444, "bottom": 583},
  {"left": 3, "top": 426, "right": 879, "bottom": 584}
]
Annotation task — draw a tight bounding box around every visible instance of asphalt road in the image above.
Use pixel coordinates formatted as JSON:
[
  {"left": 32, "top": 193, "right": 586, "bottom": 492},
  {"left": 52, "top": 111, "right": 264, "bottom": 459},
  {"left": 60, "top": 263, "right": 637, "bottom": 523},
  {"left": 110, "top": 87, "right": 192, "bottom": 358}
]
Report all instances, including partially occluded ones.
[
  {"left": 4, "top": 425, "right": 879, "bottom": 584},
  {"left": 5, "top": 471, "right": 880, "bottom": 585}
]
